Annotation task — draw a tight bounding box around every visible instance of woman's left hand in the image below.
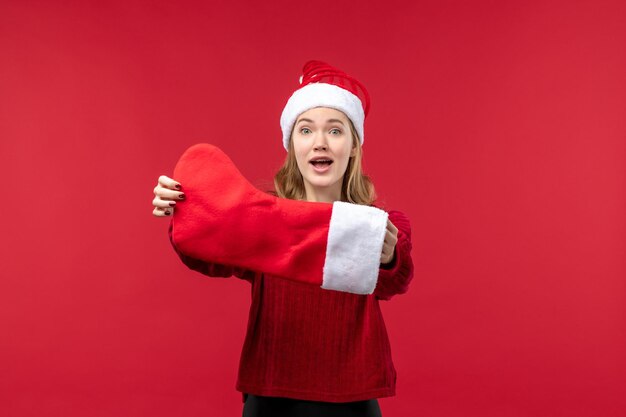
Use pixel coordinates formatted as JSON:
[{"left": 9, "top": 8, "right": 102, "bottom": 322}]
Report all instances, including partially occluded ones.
[{"left": 380, "top": 219, "right": 399, "bottom": 265}]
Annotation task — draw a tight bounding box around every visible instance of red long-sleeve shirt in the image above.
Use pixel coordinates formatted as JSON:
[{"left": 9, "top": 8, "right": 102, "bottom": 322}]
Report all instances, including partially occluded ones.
[{"left": 168, "top": 208, "right": 414, "bottom": 403}]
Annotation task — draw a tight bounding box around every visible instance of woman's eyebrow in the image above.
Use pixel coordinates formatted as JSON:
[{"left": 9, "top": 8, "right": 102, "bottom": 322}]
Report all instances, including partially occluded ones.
[{"left": 296, "top": 118, "right": 345, "bottom": 126}]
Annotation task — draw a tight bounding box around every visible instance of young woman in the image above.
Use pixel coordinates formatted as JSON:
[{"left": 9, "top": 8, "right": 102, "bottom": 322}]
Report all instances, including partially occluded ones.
[{"left": 152, "top": 60, "right": 414, "bottom": 417}]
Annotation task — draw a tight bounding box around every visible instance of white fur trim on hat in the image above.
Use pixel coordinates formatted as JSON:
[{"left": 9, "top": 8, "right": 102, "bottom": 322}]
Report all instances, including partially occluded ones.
[
  {"left": 321, "top": 202, "right": 388, "bottom": 294},
  {"left": 280, "top": 83, "right": 365, "bottom": 151}
]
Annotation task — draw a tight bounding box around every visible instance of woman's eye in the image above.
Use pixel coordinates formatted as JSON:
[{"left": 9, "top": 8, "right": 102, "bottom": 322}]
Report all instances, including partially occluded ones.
[{"left": 299, "top": 127, "right": 341, "bottom": 135}]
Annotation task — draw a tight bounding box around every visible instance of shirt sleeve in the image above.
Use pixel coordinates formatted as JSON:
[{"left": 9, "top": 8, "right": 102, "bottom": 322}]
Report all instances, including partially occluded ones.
[
  {"left": 374, "top": 210, "right": 415, "bottom": 301},
  {"left": 167, "top": 220, "right": 257, "bottom": 284}
]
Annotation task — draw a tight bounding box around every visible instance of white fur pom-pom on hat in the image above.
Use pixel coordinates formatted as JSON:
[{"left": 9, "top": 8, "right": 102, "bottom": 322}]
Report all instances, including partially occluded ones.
[{"left": 280, "top": 60, "right": 371, "bottom": 152}]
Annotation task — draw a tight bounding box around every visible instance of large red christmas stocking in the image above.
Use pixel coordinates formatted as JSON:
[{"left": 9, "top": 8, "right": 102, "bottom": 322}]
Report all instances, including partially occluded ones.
[{"left": 170, "top": 143, "right": 389, "bottom": 295}]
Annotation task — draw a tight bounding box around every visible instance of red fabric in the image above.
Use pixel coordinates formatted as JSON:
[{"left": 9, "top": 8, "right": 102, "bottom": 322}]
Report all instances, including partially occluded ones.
[
  {"left": 299, "top": 60, "right": 371, "bottom": 117},
  {"left": 168, "top": 209, "right": 414, "bottom": 403},
  {"left": 171, "top": 143, "right": 336, "bottom": 286}
]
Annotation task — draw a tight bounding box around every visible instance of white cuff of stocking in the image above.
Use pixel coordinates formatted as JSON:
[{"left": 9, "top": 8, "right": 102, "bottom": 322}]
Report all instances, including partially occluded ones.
[{"left": 321, "top": 202, "right": 388, "bottom": 294}]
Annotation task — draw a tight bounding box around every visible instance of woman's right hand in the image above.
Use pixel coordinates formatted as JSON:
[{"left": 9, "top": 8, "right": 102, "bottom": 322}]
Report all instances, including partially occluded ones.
[{"left": 152, "top": 175, "right": 185, "bottom": 217}]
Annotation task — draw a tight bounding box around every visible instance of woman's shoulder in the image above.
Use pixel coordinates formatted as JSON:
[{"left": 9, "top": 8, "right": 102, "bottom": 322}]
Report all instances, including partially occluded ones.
[
  {"left": 370, "top": 201, "right": 408, "bottom": 217},
  {"left": 370, "top": 203, "right": 412, "bottom": 237}
]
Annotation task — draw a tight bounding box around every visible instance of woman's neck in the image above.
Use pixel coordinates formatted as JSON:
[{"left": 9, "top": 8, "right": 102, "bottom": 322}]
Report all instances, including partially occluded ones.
[{"left": 304, "top": 188, "right": 341, "bottom": 203}]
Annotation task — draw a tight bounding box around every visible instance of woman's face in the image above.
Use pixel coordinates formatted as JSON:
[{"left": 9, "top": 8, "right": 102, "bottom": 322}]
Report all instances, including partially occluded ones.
[{"left": 291, "top": 107, "right": 357, "bottom": 202}]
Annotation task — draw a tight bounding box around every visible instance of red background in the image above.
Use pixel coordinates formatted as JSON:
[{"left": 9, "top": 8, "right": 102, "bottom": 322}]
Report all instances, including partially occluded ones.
[{"left": 1, "top": 1, "right": 624, "bottom": 416}]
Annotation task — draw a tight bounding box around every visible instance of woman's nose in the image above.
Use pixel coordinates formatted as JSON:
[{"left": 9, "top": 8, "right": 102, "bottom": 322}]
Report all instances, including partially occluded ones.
[{"left": 313, "top": 132, "right": 328, "bottom": 149}]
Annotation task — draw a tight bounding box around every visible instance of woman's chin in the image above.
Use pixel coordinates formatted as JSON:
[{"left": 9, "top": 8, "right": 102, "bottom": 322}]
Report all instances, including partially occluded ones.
[{"left": 305, "top": 177, "right": 341, "bottom": 190}]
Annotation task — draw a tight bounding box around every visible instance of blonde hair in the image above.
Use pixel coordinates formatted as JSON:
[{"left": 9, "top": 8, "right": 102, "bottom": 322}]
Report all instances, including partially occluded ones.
[{"left": 267, "top": 116, "right": 382, "bottom": 208}]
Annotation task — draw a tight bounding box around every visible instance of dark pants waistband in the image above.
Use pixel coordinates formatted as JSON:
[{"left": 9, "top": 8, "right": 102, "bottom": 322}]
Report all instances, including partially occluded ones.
[{"left": 242, "top": 393, "right": 383, "bottom": 417}]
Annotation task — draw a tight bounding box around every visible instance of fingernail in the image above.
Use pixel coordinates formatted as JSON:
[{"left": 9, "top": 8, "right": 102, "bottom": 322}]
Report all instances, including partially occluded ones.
[
  {"left": 165, "top": 210, "right": 171, "bottom": 215},
  {"left": 179, "top": 193, "right": 185, "bottom": 199},
  {"left": 175, "top": 184, "right": 181, "bottom": 190},
  {"left": 169, "top": 202, "right": 176, "bottom": 207}
]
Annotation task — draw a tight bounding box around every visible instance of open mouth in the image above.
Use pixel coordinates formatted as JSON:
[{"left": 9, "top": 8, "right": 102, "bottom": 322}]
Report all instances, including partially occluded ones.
[{"left": 310, "top": 160, "right": 333, "bottom": 168}]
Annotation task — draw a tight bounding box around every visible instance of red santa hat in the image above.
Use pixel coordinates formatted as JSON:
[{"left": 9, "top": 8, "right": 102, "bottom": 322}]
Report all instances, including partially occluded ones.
[{"left": 280, "top": 60, "right": 371, "bottom": 151}]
